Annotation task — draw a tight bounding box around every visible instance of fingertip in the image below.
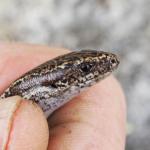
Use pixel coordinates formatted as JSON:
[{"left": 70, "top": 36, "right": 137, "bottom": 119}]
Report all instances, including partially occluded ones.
[
  {"left": 48, "top": 76, "right": 126, "bottom": 150},
  {"left": 0, "top": 96, "right": 49, "bottom": 150}
]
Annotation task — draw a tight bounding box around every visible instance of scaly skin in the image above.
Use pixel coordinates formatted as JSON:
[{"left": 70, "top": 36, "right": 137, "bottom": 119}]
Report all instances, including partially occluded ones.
[{"left": 0, "top": 50, "right": 119, "bottom": 117}]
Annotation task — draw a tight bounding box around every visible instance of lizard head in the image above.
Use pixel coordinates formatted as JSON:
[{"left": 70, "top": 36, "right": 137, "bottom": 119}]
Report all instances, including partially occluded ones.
[
  {"left": 53, "top": 50, "right": 119, "bottom": 88},
  {"left": 56, "top": 49, "right": 120, "bottom": 89}
]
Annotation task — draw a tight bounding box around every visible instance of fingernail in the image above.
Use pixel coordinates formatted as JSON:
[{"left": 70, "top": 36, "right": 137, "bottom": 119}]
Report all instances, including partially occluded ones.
[{"left": 0, "top": 96, "right": 49, "bottom": 150}]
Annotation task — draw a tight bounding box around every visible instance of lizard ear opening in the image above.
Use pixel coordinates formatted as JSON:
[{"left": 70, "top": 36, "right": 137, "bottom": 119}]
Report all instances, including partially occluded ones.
[
  {"left": 41, "top": 81, "right": 57, "bottom": 88},
  {"left": 51, "top": 83, "right": 57, "bottom": 88}
]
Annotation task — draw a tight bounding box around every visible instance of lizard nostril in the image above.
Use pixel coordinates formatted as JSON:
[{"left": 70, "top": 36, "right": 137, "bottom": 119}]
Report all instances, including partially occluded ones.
[{"left": 110, "top": 58, "right": 116, "bottom": 64}]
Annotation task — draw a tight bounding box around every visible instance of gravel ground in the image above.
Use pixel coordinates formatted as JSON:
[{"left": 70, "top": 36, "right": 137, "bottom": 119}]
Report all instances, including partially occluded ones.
[{"left": 0, "top": 0, "right": 150, "bottom": 149}]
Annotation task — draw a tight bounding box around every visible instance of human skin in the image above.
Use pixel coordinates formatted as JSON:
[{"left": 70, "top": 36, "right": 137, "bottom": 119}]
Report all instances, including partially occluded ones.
[{"left": 0, "top": 43, "right": 126, "bottom": 150}]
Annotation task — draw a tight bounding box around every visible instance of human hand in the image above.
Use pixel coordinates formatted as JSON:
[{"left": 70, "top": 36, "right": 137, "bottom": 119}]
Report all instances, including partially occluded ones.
[{"left": 0, "top": 43, "right": 126, "bottom": 150}]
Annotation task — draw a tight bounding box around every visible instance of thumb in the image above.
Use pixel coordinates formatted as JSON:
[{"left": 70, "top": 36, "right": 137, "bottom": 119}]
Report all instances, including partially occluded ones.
[{"left": 0, "top": 96, "right": 49, "bottom": 150}]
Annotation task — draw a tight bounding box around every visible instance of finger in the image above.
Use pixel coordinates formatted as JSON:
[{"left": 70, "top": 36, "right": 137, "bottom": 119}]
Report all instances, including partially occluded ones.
[
  {"left": 0, "top": 96, "right": 49, "bottom": 150},
  {"left": 48, "top": 76, "right": 126, "bottom": 150}
]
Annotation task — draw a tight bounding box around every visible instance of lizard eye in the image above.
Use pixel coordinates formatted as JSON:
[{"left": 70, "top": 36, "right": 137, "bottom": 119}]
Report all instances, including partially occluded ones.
[{"left": 81, "top": 63, "right": 93, "bottom": 73}]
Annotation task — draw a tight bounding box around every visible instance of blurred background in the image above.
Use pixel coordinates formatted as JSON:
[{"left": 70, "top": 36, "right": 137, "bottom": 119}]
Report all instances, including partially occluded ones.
[{"left": 0, "top": 0, "right": 149, "bottom": 149}]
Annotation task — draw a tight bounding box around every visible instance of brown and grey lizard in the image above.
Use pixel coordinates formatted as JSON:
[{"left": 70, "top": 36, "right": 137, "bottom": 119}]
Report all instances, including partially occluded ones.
[{"left": 0, "top": 50, "right": 119, "bottom": 118}]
